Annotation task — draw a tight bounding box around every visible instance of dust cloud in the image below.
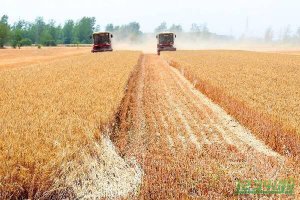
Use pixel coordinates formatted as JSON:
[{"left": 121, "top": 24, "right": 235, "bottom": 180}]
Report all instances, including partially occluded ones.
[
  {"left": 112, "top": 34, "right": 157, "bottom": 53},
  {"left": 111, "top": 33, "right": 300, "bottom": 53}
]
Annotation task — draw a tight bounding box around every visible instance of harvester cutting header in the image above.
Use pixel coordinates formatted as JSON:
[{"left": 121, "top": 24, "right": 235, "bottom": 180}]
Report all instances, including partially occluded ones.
[
  {"left": 91, "top": 32, "right": 113, "bottom": 53},
  {"left": 156, "top": 32, "right": 177, "bottom": 55}
]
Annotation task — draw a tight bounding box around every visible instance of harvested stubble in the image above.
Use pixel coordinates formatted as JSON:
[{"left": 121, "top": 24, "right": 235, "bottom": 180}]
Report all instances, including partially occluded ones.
[
  {"left": 113, "top": 55, "right": 298, "bottom": 199},
  {"left": 163, "top": 50, "right": 300, "bottom": 157},
  {"left": 0, "top": 51, "right": 141, "bottom": 199}
]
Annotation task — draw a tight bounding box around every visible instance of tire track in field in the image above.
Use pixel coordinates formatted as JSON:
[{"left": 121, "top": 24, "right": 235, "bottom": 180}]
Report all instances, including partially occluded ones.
[{"left": 114, "top": 54, "right": 291, "bottom": 199}]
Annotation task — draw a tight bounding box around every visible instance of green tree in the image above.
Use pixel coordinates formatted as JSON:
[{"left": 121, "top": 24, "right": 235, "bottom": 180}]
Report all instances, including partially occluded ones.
[
  {"left": 127, "top": 22, "right": 141, "bottom": 35},
  {"left": 42, "top": 20, "right": 61, "bottom": 45},
  {"left": 11, "top": 29, "right": 23, "bottom": 48},
  {"left": 40, "top": 30, "right": 55, "bottom": 46},
  {"left": 48, "top": 20, "right": 58, "bottom": 40},
  {"left": 63, "top": 20, "right": 74, "bottom": 44},
  {"left": 155, "top": 22, "right": 167, "bottom": 33},
  {"left": 105, "top": 24, "right": 114, "bottom": 32},
  {"left": 10, "top": 20, "right": 32, "bottom": 48},
  {"left": 20, "top": 38, "right": 32, "bottom": 46},
  {"left": 73, "top": 17, "right": 96, "bottom": 43},
  {"left": 32, "top": 17, "right": 46, "bottom": 44},
  {"left": 0, "top": 15, "right": 10, "bottom": 48}
]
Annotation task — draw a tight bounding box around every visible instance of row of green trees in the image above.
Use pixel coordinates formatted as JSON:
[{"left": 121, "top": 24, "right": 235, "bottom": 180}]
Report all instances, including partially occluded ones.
[
  {"left": 0, "top": 15, "right": 216, "bottom": 48},
  {"left": 0, "top": 15, "right": 145, "bottom": 48},
  {"left": 0, "top": 15, "right": 98, "bottom": 48},
  {"left": 3, "top": 15, "right": 300, "bottom": 48},
  {"left": 0, "top": 15, "right": 224, "bottom": 48}
]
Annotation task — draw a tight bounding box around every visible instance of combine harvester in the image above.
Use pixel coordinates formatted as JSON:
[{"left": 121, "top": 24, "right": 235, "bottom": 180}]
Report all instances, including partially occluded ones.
[
  {"left": 91, "top": 32, "right": 113, "bottom": 53},
  {"left": 156, "top": 32, "right": 177, "bottom": 55}
]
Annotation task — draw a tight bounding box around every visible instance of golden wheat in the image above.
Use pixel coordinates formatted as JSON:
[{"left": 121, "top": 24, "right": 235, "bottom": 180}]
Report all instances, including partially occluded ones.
[
  {"left": 163, "top": 50, "right": 300, "bottom": 156},
  {"left": 113, "top": 55, "right": 299, "bottom": 199},
  {"left": 0, "top": 51, "right": 141, "bottom": 198},
  {"left": 0, "top": 47, "right": 90, "bottom": 70}
]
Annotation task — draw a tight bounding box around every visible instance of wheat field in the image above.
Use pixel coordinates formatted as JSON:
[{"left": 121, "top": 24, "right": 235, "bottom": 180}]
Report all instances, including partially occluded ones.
[
  {"left": 0, "top": 51, "right": 141, "bottom": 198},
  {"left": 1, "top": 49, "right": 299, "bottom": 199},
  {"left": 163, "top": 50, "right": 300, "bottom": 157},
  {"left": 0, "top": 47, "right": 90, "bottom": 70}
]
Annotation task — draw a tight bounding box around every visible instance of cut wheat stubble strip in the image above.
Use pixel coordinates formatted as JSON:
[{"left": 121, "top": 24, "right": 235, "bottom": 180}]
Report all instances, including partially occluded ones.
[
  {"left": 155, "top": 69, "right": 205, "bottom": 153},
  {"left": 167, "top": 65, "right": 235, "bottom": 148},
  {"left": 167, "top": 61, "right": 281, "bottom": 159},
  {"left": 162, "top": 62, "right": 224, "bottom": 147}
]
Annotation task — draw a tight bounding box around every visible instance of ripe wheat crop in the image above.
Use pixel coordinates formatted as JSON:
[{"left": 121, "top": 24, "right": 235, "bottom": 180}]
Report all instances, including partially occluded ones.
[
  {"left": 163, "top": 50, "right": 300, "bottom": 157},
  {"left": 0, "top": 51, "right": 141, "bottom": 199},
  {"left": 0, "top": 47, "right": 90, "bottom": 70}
]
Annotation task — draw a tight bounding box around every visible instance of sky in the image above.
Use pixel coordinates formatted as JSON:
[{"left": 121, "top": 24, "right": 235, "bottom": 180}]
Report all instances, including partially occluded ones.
[{"left": 1, "top": 0, "right": 300, "bottom": 38}]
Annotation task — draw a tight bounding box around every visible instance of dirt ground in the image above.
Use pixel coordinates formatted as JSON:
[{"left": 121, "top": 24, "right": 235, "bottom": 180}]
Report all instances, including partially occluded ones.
[{"left": 112, "top": 55, "right": 297, "bottom": 199}]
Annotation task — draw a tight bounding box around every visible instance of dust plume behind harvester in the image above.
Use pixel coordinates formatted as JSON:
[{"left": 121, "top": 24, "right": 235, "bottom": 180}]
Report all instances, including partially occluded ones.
[
  {"left": 156, "top": 32, "right": 176, "bottom": 55},
  {"left": 91, "top": 32, "right": 113, "bottom": 53}
]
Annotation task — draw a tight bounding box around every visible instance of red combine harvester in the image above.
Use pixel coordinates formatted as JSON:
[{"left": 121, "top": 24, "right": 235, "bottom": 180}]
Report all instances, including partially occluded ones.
[
  {"left": 91, "top": 32, "right": 113, "bottom": 53},
  {"left": 156, "top": 32, "right": 176, "bottom": 55}
]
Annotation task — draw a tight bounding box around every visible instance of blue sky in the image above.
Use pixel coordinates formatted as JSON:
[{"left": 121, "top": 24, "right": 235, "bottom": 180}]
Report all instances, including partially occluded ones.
[{"left": 1, "top": 0, "right": 299, "bottom": 37}]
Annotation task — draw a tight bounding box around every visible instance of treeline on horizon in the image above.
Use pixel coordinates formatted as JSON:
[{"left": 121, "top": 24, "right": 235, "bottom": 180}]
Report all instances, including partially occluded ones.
[
  {"left": 1, "top": 15, "right": 300, "bottom": 48},
  {"left": 0, "top": 15, "right": 233, "bottom": 48}
]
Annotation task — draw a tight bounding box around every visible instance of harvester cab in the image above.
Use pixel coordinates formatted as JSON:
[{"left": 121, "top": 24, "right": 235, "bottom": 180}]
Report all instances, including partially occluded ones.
[
  {"left": 156, "top": 32, "right": 176, "bottom": 55},
  {"left": 91, "top": 32, "right": 113, "bottom": 53}
]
